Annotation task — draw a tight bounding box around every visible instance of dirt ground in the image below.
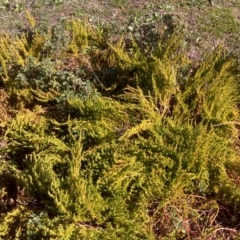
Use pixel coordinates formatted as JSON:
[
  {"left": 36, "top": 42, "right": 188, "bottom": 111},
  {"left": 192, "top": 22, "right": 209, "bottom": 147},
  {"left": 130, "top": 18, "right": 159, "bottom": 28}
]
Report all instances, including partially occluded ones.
[{"left": 1, "top": 0, "right": 240, "bottom": 57}]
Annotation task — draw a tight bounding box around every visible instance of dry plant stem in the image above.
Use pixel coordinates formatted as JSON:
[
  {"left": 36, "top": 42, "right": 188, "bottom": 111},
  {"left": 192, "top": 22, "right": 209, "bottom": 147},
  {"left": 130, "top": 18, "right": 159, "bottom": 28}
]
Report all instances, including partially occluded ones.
[
  {"left": 216, "top": 227, "right": 237, "bottom": 234},
  {"left": 209, "top": 207, "right": 219, "bottom": 226},
  {"left": 82, "top": 54, "right": 111, "bottom": 96}
]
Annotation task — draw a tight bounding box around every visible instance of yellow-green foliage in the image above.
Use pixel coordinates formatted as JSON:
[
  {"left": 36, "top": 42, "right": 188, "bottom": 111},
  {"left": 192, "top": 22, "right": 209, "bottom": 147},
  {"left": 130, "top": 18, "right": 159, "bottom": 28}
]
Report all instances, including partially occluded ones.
[
  {"left": 0, "top": 16, "right": 240, "bottom": 239},
  {"left": 0, "top": 33, "right": 42, "bottom": 75},
  {"left": 67, "top": 18, "right": 105, "bottom": 55},
  {"left": 25, "top": 8, "right": 36, "bottom": 29}
]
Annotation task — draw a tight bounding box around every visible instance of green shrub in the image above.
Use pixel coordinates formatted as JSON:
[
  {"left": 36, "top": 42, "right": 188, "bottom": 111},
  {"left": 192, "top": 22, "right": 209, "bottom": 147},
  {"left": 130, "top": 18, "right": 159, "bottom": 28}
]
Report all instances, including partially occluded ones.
[{"left": 0, "top": 13, "right": 240, "bottom": 239}]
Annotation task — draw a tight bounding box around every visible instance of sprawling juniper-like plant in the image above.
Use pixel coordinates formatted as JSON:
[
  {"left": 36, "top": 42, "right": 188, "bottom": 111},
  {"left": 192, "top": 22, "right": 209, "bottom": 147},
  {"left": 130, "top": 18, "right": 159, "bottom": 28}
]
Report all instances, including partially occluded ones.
[{"left": 0, "top": 11, "right": 240, "bottom": 239}]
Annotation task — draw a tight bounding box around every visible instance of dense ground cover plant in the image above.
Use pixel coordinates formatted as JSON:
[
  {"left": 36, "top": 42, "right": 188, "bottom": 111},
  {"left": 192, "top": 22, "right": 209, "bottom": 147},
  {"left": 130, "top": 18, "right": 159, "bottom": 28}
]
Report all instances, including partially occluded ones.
[{"left": 0, "top": 11, "right": 240, "bottom": 239}]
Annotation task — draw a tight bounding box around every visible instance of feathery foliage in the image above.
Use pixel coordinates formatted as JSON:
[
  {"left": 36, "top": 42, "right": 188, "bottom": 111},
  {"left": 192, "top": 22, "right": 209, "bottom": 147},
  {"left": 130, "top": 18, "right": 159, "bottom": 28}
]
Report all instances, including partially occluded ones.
[{"left": 0, "top": 12, "right": 240, "bottom": 239}]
